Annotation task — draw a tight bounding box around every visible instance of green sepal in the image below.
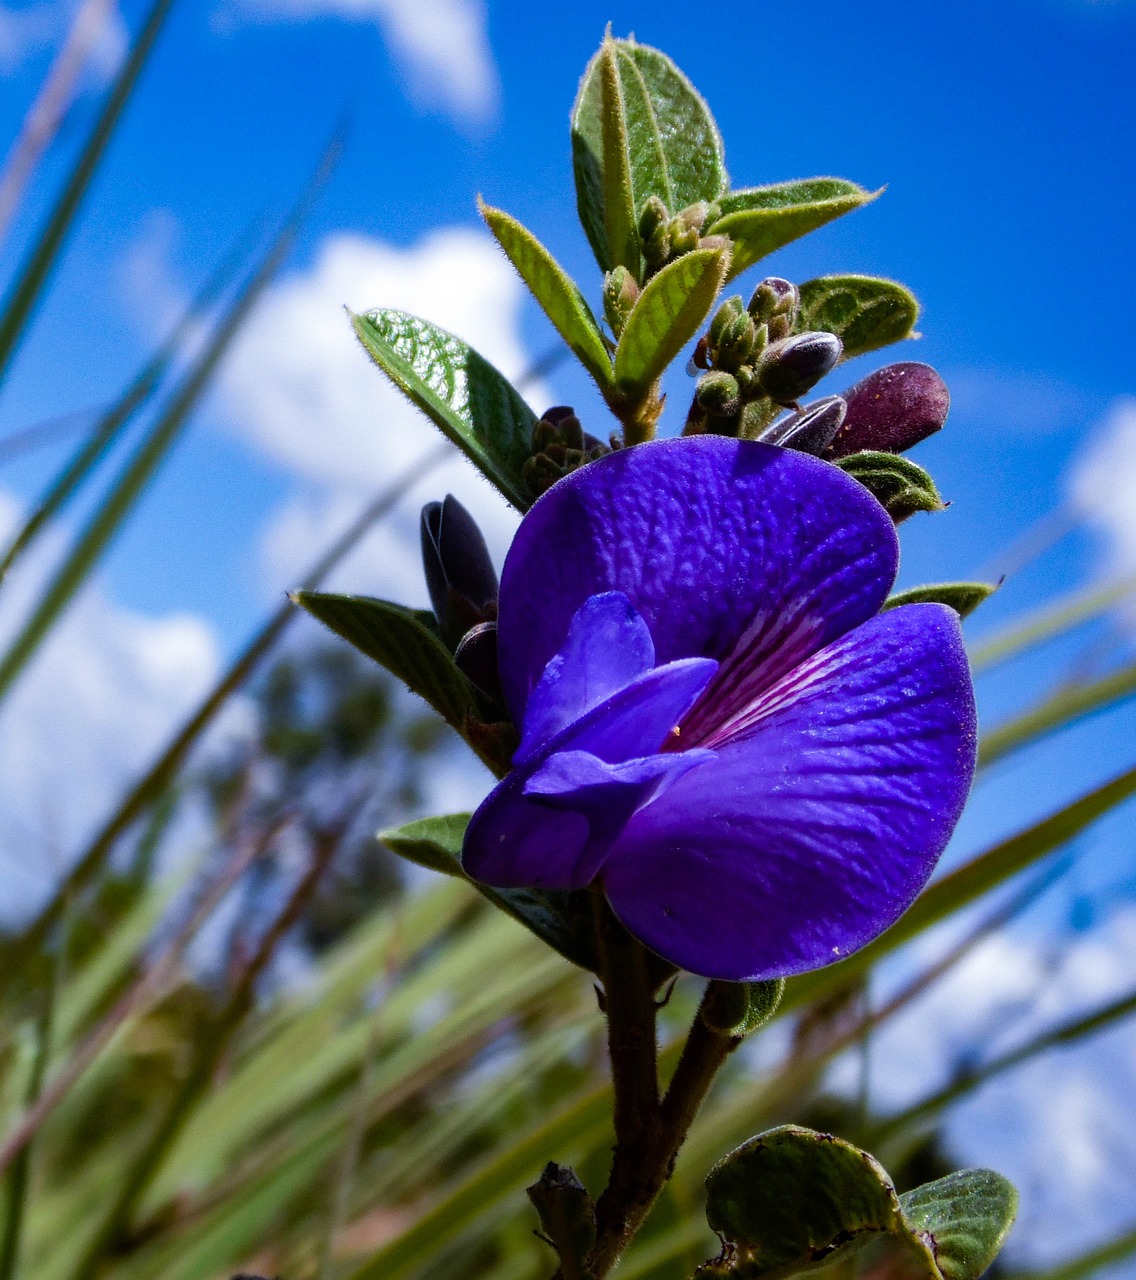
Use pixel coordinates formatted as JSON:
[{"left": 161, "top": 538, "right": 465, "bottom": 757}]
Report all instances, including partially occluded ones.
[
  {"left": 900, "top": 1170, "right": 1019, "bottom": 1280},
  {"left": 614, "top": 244, "right": 730, "bottom": 400},
  {"left": 379, "top": 812, "right": 601, "bottom": 971},
  {"left": 708, "top": 179, "right": 880, "bottom": 280},
  {"left": 702, "top": 1127, "right": 1016, "bottom": 1280},
  {"left": 379, "top": 812, "right": 470, "bottom": 877},
  {"left": 701, "top": 979, "right": 785, "bottom": 1037},
  {"left": 796, "top": 274, "right": 919, "bottom": 359},
  {"left": 479, "top": 201, "right": 614, "bottom": 393},
  {"left": 351, "top": 309, "right": 536, "bottom": 510},
  {"left": 571, "top": 34, "right": 727, "bottom": 274},
  {"left": 835, "top": 451, "right": 945, "bottom": 522},
  {"left": 884, "top": 582, "right": 999, "bottom": 619}
]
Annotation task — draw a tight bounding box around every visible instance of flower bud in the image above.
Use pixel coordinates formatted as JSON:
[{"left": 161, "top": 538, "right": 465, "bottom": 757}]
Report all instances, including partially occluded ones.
[
  {"left": 709, "top": 295, "right": 744, "bottom": 347},
  {"left": 756, "top": 331, "right": 843, "bottom": 405},
  {"left": 420, "top": 495, "right": 499, "bottom": 647},
  {"left": 748, "top": 276, "right": 798, "bottom": 323},
  {"left": 603, "top": 266, "right": 640, "bottom": 338},
  {"left": 667, "top": 215, "right": 700, "bottom": 257},
  {"left": 523, "top": 406, "right": 610, "bottom": 499},
  {"left": 759, "top": 395, "right": 847, "bottom": 455},
  {"left": 638, "top": 195, "right": 669, "bottom": 242},
  {"left": 676, "top": 200, "right": 709, "bottom": 232},
  {"left": 696, "top": 371, "right": 741, "bottom": 418},
  {"left": 716, "top": 310, "right": 757, "bottom": 371},
  {"left": 824, "top": 362, "right": 950, "bottom": 459}
]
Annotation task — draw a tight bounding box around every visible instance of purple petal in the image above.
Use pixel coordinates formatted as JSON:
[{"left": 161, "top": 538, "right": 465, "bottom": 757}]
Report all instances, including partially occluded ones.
[
  {"left": 516, "top": 592, "right": 654, "bottom": 764},
  {"left": 601, "top": 604, "right": 976, "bottom": 981},
  {"left": 463, "top": 657, "right": 717, "bottom": 890},
  {"left": 496, "top": 439, "right": 898, "bottom": 726}
]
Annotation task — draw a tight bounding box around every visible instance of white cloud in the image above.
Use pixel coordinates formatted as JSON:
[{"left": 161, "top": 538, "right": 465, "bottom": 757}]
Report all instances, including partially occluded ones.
[
  {"left": 0, "top": 491, "right": 219, "bottom": 915},
  {"left": 234, "top": 0, "right": 498, "bottom": 124},
  {"left": 218, "top": 226, "right": 539, "bottom": 606},
  {"left": 1068, "top": 397, "right": 1136, "bottom": 580},
  {"left": 0, "top": 1, "right": 125, "bottom": 80},
  {"left": 0, "top": 2, "right": 57, "bottom": 71}
]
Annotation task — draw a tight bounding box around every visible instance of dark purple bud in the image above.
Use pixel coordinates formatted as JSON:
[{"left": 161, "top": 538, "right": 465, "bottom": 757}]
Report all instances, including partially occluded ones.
[
  {"left": 757, "top": 331, "right": 843, "bottom": 405},
  {"left": 825, "top": 362, "right": 950, "bottom": 459},
  {"left": 420, "top": 495, "right": 498, "bottom": 646},
  {"left": 454, "top": 621, "right": 503, "bottom": 703},
  {"left": 759, "top": 395, "right": 847, "bottom": 455}
]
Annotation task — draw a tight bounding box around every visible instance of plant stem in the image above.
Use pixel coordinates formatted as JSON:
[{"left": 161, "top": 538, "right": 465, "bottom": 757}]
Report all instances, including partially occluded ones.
[{"left": 576, "top": 896, "right": 743, "bottom": 1280}]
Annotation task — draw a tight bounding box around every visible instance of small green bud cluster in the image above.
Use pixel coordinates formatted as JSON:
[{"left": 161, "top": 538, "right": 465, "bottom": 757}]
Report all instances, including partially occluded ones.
[
  {"left": 638, "top": 195, "right": 724, "bottom": 277},
  {"left": 691, "top": 277, "right": 843, "bottom": 435},
  {"left": 523, "top": 406, "right": 612, "bottom": 499}
]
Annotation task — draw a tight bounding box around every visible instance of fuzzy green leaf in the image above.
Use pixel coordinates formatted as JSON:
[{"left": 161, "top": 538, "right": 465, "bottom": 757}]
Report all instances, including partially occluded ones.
[
  {"left": 572, "top": 35, "right": 727, "bottom": 273},
  {"left": 614, "top": 245, "right": 729, "bottom": 398},
  {"left": 836, "top": 451, "right": 945, "bottom": 522},
  {"left": 351, "top": 309, "right": 536, "bottom": 510},
  {"left": 294, "top": 592, "right": 478, "bottom": 733},
  {"left": 479, "top": 201, "right": 614, "bottom": 392},
  {"left": 884, "top": 582, "right": 998, "bottom": 618},
  {"left": 702, "top": 1125, "right": 936, "bottom": 1280},
  {"left": 797, "top": 274, "right": 919, "bottom": 358},
  {"left": 708, "top": 179, "right": 879, "bottom": 280},
  {"left": 380, "top": 812, "right": 600, "bottom": 970},
  {"left": 901, "top": 1170, "right": 1018, "bottom": 1280}
]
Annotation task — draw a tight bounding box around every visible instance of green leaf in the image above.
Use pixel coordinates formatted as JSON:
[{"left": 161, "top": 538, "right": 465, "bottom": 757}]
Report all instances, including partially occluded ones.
[
  {"left": 900, "top": 1170, "right": 1018, "bottom": 1280},
  {"left": 479, "top": 201, "right": 614, "bottom": 392},
  {"left": 836, "top": 452, "right": 945, "bottom": 522},
  {"left": 884, "top": 582, "right": 998, "bottom": 618},
  {"left": 379, "top": 812, "right": 601, "bottom": 971},
  {"left": 598, "top": 37, "right": 640, "bottom": 276},
  {"left": 797, "top": 274, "right": 920, "bottom": 358},
  {"left": 571, "top": 35, "right": 727, "bottom": 273},
  {"left": 294, "top": 592, "right": 478, "bottom": 734},
  {"left": 379, "top": 813, "right": 471, "bottom": 877},
  {"left": 351, "top": 309, "right": 537, "bottom": 510},
  {"left": 708, "top": 179, "right": 879, "bottom": 280},
  {"left": 702, "top": 1125, "right": 935, "bottom": 1280},
  {"left": 614, "top": 245, "right": 729, "bottom": 398}
]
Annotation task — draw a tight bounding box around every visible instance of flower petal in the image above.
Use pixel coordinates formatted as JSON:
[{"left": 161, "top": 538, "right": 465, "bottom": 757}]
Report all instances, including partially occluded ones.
[
  {"left": 516, "top": 592, "right": 654, "bottom": 764},
  {"left": 601, "top": 604, "right": 977, "bottom": 981},
  {"left": 463, "top": 657, "right": 717, "bottom": 890},
  {"left": 496, "top": 438, "right": 898, "bottom": 725}
]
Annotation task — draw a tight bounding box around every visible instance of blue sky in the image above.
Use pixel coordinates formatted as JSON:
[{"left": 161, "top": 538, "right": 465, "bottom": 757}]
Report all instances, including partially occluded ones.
[{"left": 1, "top": 0, "right": 1136, "bottom": 1263}]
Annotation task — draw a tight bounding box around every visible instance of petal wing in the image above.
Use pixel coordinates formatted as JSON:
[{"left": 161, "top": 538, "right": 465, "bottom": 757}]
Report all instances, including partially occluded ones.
[
  {"left": 496, "top": 438, "right": 898, "bottom": 725},
  {"left": 602, "top": 605, "right": 977, "bottom": 981}
]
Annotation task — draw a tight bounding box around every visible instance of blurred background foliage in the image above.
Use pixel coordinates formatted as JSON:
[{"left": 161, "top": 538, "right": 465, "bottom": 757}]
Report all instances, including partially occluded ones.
[{"left": 0, "top": 3, "right": 1134, "bottom": 1280}]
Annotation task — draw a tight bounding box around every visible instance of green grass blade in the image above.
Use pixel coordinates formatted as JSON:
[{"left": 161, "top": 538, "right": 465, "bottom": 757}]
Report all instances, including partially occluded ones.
[
  {"left": 0, "top": 216, "right": 262, "bottom": 582},
  {"left": 870, "top": 980, "right": 1136, "bottom": 1146},
  {"left": 1011, "top": 1224, "right": 1136, "bottom": 1280},
  {"left": 0, "top": 0, "right": 176, "bottom": 388},
  {"left": 969, "top": 574, "right": 1136, "bottom": 674},
  {"left": 3, "top": 442, "right": 449, "bottom": 996},
  {"left": 979, "top": 656, "right": 1136, "bottom": 767},
  {"left": 0, "top": 182, "right": 316, "bottom": 705}
]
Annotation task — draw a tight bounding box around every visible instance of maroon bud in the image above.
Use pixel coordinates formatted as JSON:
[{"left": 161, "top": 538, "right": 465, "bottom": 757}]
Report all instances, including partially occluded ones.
[
  {"left": 825, "top": 362, "right": 950, "bottom": 459},
  {"left": 756, "top": 331, "right": 842, "bottom": 405}
]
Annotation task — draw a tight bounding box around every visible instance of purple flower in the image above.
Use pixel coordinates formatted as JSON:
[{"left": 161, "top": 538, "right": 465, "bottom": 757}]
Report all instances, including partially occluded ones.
[{"left": 461, "top": 438, "right": 976, "bottom": 982}]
